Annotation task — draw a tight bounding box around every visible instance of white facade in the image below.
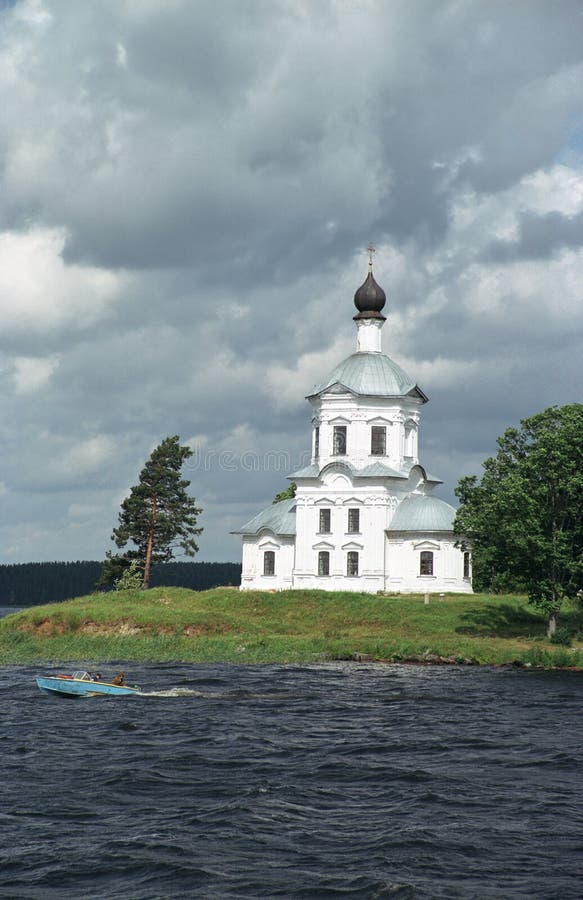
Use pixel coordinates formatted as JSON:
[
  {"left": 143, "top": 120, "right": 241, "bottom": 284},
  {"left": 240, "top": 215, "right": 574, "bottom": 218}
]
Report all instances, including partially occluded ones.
[{"left": 234, "top": 263, "right": 472, "bottom": 595}]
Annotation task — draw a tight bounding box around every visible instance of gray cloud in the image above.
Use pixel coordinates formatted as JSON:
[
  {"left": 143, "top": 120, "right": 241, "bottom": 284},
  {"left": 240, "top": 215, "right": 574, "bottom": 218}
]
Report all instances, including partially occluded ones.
[
  {"left": 483, "top": 209, "right": 583, "bottom": 262},
  {"left": 0, "top": 0, "right": 582, "bottom": 563}
]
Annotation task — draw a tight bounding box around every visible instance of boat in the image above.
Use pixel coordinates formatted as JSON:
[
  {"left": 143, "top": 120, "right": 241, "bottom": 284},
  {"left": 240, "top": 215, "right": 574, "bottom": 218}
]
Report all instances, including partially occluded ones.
[{"left": 36, "top": 671, "right": 141, "bottom": 698}]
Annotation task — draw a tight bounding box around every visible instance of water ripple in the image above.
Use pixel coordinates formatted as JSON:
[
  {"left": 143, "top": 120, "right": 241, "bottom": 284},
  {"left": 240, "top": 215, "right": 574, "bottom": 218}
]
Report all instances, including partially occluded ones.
[{"left": 1, "top": 663, "right": 582, "bottom": 898}]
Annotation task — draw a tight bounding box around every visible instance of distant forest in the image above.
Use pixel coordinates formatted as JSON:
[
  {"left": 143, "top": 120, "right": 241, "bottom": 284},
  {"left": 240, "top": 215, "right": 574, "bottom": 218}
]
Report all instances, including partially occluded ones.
[{"left": 0, "top": 561, "right": 242, "bottom": 606}]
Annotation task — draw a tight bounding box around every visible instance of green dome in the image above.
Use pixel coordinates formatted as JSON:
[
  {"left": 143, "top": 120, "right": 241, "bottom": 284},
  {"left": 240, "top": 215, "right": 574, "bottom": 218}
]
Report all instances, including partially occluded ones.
[
  {"left": 308, "top": 352, "right": 427, "bottom": 400},
  {"left": 388, "top": 495, "right": 456, "bottom": 532}
]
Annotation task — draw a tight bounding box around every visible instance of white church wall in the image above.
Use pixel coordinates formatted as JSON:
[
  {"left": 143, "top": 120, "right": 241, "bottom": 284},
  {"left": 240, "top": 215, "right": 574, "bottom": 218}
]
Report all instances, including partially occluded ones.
[
  {"left": 240, "top": 531, "right": 295, "bottom": 591},
  {"left": 386, "top": 532, "right": 471, "bottom": 593},
  {"left": 291, "top": 473, "right": 397, "bottom": 592}
]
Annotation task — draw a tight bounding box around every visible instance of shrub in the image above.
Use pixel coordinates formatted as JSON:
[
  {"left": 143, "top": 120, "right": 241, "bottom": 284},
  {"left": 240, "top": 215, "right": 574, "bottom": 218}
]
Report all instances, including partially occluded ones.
[
  {"left": 115, "top": 560, "right": 143, "bottom": 591},
  {"left": 550, "top": 626, "right": 572, "bottom": 647}
]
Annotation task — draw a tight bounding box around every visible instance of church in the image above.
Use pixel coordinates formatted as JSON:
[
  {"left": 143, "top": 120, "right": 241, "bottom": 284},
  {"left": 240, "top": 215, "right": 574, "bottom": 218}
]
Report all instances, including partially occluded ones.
[{"left": 234, "top": 251, "right": 472, "bottom": 594}]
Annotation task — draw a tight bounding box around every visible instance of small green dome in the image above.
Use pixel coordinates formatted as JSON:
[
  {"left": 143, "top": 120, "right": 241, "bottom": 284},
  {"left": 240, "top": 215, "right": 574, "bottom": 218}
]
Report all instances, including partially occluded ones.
[{"left": 388, "top": 495, "right": 456, "bottom": 532}]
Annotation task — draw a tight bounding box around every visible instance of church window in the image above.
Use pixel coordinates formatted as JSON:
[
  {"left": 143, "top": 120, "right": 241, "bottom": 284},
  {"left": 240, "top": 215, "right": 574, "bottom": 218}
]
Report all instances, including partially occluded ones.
[
  {"left": 319, "top": 508, "right": 331, "bottom": 533},
  {"left": 347, "top": 508, "right": 360, "bottom": 533},
  {"left": 333, "top": 425, "right": 347, "bottom": 455},
  {"left": 371, "top": 426, "right": 386, "bottom": 456},
  {"left": 463, "top": 551, "right": 471, "bottom": 579},
  {"left": 263, "top": 551, "right": 275, "bottom": 576},
  {"left": 347, "top": 551, "right": 359, "bottom": 577},
  {"left": 314, "top": 426, "right": 320, "bottom": 459},
  {"left": 420, "top": 551, "right": 433, "bottom": 576},
  {"left": 318, "top": 551, "right": 330, "bottom": 576}
]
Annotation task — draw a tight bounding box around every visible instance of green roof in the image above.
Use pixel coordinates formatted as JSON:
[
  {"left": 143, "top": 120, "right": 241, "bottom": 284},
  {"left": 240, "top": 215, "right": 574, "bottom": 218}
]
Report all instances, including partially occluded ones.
[
  {"left": 287, "top": 464, "right": 320, "bottom": 479},
  {"left": 232, "top": 497, "right": 297, "bottom": 536},
  {"left": 288, "top": 461, "right": 441, "bottom": 483},
  {"left": 308, "top": 352, "right": 427, "bottom": 401},
  {"left": 388, "top": 495, "right": 456, "bottom": 532}
]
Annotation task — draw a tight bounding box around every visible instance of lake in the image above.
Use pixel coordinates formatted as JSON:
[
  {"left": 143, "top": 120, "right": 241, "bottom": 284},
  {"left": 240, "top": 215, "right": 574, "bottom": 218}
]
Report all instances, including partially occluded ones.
[{"left": 1, "top": 660, "right": 582, "bottom": 898}]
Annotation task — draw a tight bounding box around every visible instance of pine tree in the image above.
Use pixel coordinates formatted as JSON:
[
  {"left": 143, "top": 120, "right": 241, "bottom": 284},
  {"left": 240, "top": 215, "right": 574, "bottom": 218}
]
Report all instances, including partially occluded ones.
[{"left": 102, "top": 436, "right": 203, "bottom": 589}]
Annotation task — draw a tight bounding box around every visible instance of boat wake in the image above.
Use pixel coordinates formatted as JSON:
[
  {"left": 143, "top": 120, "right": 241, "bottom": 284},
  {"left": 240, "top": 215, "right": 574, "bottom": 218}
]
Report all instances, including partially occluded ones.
[
  {"left": 140, "top": 687, "right": 296, "bottom": 701},
  {"left": 140, "top": 688, "right": 211, "bottom": 698}
]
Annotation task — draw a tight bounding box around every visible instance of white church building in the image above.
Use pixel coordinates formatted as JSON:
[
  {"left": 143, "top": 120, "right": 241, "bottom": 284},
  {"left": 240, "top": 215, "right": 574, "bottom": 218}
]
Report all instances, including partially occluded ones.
[{"left": 234, "top": 254, "right": 472, "bottom": 594}]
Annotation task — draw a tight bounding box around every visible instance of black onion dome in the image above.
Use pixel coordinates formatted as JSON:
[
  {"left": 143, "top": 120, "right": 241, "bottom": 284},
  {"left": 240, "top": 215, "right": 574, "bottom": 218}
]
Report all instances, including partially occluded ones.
[{"left": 353, "top": 271, "right": 387, "bottom": 320}]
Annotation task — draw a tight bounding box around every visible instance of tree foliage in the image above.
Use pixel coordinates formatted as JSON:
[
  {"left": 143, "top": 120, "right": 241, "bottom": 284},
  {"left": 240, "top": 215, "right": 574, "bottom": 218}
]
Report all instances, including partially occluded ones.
[
  {"left": 114, "top": 559, "right": 144, "bottom": 592},
  {"left": 103, "top": 436, "right": 203, "bottom": 589},
  {"left": 454, "top": 404, "right": 583, "bottom": 633},
  {"left": 273, "top": 482, "right": 296, "bottom": 504}
]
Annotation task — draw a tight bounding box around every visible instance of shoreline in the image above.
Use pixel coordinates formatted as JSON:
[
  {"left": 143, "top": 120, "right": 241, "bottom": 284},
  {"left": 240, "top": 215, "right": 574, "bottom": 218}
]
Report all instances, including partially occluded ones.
[{"left": 1, "top": 586, "right": 582, "bottom": 670}]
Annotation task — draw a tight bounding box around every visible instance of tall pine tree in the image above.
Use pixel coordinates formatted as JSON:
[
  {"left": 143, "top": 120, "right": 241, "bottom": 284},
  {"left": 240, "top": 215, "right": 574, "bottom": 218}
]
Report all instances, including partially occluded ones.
[{"left": 102, "top": 436, "right": 203, "bottom": 589}]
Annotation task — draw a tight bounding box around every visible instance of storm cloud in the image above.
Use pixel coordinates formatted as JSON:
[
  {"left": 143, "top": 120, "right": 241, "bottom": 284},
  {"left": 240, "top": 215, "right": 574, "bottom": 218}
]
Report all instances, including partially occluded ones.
[{"left": 0, "top": 0, "right": 582, "bottom": 563}]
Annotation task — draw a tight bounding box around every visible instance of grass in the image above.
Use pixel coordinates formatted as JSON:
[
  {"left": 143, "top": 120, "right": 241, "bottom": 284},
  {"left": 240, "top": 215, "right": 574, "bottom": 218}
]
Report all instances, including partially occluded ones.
[{"left": 1, "top": 587, "right": 582, "bottom": 667}]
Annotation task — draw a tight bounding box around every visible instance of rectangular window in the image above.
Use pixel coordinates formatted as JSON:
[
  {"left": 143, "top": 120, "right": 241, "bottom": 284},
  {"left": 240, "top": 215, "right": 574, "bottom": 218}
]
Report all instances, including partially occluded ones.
[
  {"left": 318, "top": 551, "right": 330, "bottom": 576},
  {"left": 263, "top": 550, "right": 275, "bottom": 576},
  {"left": 347, "top": 551, "right": 359, "bottom": 577},
  {"left": 420, "top": 551, "right": 433, "bottom": 576},
  {"left": 314, "top": 426, "right": 320, "bottom": 459},
  {"left": 463, "top": 551, "right": 471, "bottom": 579},
  {"left": 319, "top": 508, "right": 331, "bottom": 533},
  {"left": 333, "top": 425, "right": 347, "bottom": 456},
  {"left": 371, "top": 426, "right": 386, "bottom": 456},
  {"left": 347, "top": 508, "right": 360, "bottom": 533}
]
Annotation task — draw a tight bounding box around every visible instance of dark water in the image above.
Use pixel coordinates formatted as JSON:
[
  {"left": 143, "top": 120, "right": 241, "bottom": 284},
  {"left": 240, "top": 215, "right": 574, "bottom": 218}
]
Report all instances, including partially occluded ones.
[{"left": 1, "top": 661, "right": 582, "bottom": 899}]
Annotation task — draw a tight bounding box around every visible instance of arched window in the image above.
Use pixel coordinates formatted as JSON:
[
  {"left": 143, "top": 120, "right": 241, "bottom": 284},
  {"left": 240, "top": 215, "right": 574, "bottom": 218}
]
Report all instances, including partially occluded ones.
[
  {"left": 347, "top": 551, "right": 359, "bottom": 577},
  {"left": 333, "top": 425, "right": 347, "bottom": 455},
  {"left": 347, "top": 508, "right": 360, "bottom": 533},
  {"left": 420, "top": 550, "right": 433, "bottom": 576},
  {"left": 319, "top": 508, "right": 331, "bottom": 533},
  {"left": 371, "top": 425, "right": 386, "bottom": 456},
  {"left": 463, "top": 551, "right": 471, "bottom": 579},
  {"left": 263, "top": 551, "right": 275, "bottom": 576},
  {"left": 318, "top": 551, "right": 330, "bottom": 576}
]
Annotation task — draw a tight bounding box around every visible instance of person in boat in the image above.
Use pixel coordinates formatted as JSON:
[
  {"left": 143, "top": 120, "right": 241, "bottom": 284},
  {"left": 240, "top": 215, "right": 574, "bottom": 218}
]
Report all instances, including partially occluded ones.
[
  {"left": 92, "top": 672, "right": 102, "bottom": 681},
  {"left": 111, "top": 672, "right": 125, "bottom": 686}
]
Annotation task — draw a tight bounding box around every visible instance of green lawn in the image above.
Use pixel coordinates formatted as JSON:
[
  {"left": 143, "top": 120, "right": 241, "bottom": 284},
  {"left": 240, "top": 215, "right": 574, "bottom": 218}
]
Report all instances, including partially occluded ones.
[{"left": 1, "top": 587, "right": 582, "bottom": 667}]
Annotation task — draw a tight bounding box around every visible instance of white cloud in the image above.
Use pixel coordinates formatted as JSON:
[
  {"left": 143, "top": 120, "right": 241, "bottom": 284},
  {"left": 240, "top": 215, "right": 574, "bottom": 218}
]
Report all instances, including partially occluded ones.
[
  {"left": 58, "top": 436, "right": 117, "bottom": 478},
  {"left": 13, "top": 0, "right": 52, "bottom": 28},
  {"left": 67, "top": 502, "right": 103, "bottom": 520},
  {"left": 12, "top": 355, "right": 59, "bottom": 393},
  {"left": 0, "top": 227, "right": 126, "bottom": 338}
]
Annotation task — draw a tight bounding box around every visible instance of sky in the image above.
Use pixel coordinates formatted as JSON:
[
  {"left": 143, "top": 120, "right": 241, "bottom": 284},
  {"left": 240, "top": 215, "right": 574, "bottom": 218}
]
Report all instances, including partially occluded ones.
[{"left": 0, "top": 0, "right": 582, "bottom": 565}]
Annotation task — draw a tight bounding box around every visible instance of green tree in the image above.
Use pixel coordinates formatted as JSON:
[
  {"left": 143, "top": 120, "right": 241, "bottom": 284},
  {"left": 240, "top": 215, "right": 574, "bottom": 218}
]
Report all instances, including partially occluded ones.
[
  {"left": 454, "top": 404, "right": 583, "bottom": 635},
  {"left": 102, "top": 436, "right": 203, "bottom": 589},
  {"left": 114, "top": 559, "right": 143, "bottom": 592},
  {"left": 273, "top": 482, "right": 296, "bottom": 504}
]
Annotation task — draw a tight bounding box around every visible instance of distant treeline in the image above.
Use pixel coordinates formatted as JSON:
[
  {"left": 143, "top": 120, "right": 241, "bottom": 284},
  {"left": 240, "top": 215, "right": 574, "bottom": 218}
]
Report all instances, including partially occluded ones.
[{"left": 0, "top": 561, "right": 242, "bottom": 606}]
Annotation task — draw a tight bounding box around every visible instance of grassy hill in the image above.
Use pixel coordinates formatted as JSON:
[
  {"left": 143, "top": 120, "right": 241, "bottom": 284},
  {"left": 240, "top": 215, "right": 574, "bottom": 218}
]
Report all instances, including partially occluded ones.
[{"left": 2, "top": 587, "right": 583, "bottom": 667}]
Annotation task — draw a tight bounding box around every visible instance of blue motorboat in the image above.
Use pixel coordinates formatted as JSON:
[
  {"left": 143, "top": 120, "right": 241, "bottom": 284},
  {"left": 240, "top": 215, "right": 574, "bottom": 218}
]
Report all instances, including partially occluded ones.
[{"left": 36, "top": 671, "right": 141, "bottom": 698}]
